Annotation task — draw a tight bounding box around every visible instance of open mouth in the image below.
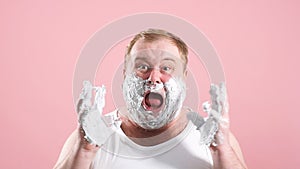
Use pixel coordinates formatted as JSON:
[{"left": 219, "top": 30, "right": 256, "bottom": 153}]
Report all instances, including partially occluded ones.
[{"left": 142, "top": 92, "right": 164, "bottom": 112}]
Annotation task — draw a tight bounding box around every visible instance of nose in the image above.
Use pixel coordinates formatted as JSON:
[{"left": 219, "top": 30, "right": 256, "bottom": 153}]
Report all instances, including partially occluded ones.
[{"left": 147, "top": 68, "right": 162, "bottom": 84}]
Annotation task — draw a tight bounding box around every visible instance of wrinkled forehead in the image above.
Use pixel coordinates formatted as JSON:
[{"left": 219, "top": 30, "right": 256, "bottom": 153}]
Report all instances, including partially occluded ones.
[
  {"left": 133, "top": 49, "right": 180, "bottom": 63},
  {"left": 126, "top": 40, "right": 184, "bottom": 67},
  {"left": 130, "top": 39, "right": 181, "bottom": 58}
]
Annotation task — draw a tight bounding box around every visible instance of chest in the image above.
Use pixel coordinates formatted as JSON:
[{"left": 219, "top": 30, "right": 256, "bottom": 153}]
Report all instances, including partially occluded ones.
[{"left": 92, "top": 129, "right": 213, "bottom": 169}]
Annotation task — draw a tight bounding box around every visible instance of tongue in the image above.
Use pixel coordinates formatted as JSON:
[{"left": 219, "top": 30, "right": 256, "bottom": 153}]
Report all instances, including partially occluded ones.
[{"left": 145, "top": 93, "right": 162, "bottom": 108}]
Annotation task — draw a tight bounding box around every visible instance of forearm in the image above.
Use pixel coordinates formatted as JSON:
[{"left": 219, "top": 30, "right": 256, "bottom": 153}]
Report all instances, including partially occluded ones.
[
  {"left": 54, "top": 129, "right": 99, "bottom": 169},
  {"left": 55, "top": 147, "right": 97, "bottom": 169},
  {"left": 211, "top": 145, "right": 247, "bottom": 169}
]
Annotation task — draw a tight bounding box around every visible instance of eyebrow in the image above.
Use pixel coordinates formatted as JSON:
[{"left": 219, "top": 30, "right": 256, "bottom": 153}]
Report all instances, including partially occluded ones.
[
  {"left": 134, "top": 56, "right": 148, "bottom": 62},
  {"left": 162, "top": 58, "right": 176, "bottom": 63}
]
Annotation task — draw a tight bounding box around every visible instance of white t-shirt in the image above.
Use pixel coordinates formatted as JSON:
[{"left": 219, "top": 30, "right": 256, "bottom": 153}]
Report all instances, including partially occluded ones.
[{"left": 91, "top": 111, "right": 213, "bottom": 169}]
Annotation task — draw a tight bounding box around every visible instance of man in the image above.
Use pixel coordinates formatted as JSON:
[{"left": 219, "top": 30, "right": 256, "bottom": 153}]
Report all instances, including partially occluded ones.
[{"left": 54, "top": 29, "right": 248, "bottom": 169}]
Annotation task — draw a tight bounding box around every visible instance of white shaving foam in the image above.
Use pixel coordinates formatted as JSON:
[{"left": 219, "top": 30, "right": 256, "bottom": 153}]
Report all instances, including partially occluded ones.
[
  {"left": 77, "top": 81, "right": 115, "bottom": 145},
  {"left": 122, "top": 73, "right": 186, "bottom": 130}
]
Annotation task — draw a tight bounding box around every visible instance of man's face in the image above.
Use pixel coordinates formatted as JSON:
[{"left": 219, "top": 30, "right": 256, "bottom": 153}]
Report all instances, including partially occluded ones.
[
  {"left": 127, "top": 39, "right": 186, "bottom": 111},
  {"left": 122, "top": 38, "right": 187, "bottom": 129}
]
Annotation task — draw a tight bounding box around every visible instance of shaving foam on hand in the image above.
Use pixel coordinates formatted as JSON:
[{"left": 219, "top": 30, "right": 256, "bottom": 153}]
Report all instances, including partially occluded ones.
[
  {"left": 193, "top": 82, "right": 229, "bottom": 146},
  {"left": 77, "top": 81, "right": 116, "bottom": 146}
]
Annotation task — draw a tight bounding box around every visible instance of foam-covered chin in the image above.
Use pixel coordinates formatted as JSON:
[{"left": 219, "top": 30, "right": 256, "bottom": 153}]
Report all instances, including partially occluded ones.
[{"left": 122, "top": 73, "right": 186, "bottom": 130}]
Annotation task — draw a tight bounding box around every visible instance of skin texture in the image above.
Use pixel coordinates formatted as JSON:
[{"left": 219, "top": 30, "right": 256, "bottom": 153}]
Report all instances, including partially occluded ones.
[{"left": 54, "top": 38, "right": 248, "bottom": 169}]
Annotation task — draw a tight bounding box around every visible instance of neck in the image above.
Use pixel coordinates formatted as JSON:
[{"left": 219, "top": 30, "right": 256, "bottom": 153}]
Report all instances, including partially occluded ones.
[{"left": 120, "top": 110, "right": 188, "bottom": 146}]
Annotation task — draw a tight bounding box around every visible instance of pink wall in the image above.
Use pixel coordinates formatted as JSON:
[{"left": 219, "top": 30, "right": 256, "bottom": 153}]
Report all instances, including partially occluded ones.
[{"left": 1, "top": 1, "right": 299, "bottom": 168}]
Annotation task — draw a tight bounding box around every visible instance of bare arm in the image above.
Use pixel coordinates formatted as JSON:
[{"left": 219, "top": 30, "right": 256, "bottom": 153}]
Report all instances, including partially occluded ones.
[
  {"left": 210, "top": 131, "right": 248, "bottom": 169},
  {"left": 53, "top": 127, "right": 100, "bottom": 169},
  {"left": 206, "top": 82, "right": 247, "bottom": 169}
]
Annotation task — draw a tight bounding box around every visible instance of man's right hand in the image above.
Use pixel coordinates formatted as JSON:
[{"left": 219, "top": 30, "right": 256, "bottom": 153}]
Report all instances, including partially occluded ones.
[
  {"left": 54, "top": 81, "right": 111, "bottom": 169},
  {"left": 76, "top": 81, "right": 115, "bottom": 146}
]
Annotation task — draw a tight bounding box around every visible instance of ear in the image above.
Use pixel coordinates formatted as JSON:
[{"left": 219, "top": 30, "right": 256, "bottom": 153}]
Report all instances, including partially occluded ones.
[
  {"left": 123, "top": 68, "right": 126, "bottom": 79},
  {"left": 184, "top": 69, "right": 188, "bottom": 79}
]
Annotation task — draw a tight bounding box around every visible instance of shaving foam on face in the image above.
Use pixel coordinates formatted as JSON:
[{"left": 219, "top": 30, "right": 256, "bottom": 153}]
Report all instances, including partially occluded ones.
[{"left": 122, "top": 73, "right": 186, "bottom": 130}]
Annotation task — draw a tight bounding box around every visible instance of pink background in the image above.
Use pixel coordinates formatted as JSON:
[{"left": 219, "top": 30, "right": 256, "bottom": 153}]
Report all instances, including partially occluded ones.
[{"left": 1, "top": 1, "right": 299, "bottom": 168}]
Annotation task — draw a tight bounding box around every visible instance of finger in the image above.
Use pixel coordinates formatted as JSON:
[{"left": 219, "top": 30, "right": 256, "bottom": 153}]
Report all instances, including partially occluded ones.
[
  {"left": 79, "top": 81, "right": 93, "bottom": 102},
  {"left": 92, "top": 87, "right": 99, "bottom": 110},
  {"left": 77, "top": 81, "right": 93, "bottom": 114},
  {"left": 93, "top": 86, "right": 106, "bottom": 111},
  {"left": 222, "top": 110, "right": 230, "bottom": 122},
  {"left": 219, "top": 82, "right": 229, "bottom": 115},
  {"left": 76, "top": 99, "right": 83, "bottom": 114}
]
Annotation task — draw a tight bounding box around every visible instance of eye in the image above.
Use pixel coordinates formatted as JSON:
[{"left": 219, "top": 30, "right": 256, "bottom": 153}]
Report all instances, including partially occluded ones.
[
  {"left": 136, "top": 64, "right": 150, "bottom": 73},
  {"left": 161, "top": 66, "right": 171, "bottom": 71},
  {"left": 160, "top": 60, "right": 176, "bottom": 74},
  {"left": 160, "top": 65, "right": 174, "bottom": 74}
]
